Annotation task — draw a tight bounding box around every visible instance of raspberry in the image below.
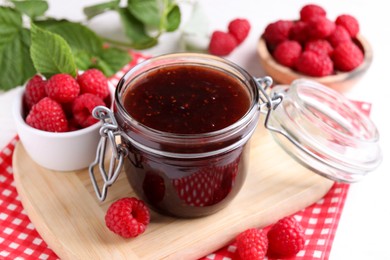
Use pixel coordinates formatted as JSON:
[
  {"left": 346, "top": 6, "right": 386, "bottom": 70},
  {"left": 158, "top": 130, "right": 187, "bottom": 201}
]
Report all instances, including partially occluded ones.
[
  {"left": 304, "top": 39, "right": 333, "bottom": 56},
  {"left": 208, "top": 31, "right": 238, "bottom": 56},
  {"left": 295, "top": 51, "right": 333, "bottom": 77},
  {"left": 45, "top": 74, "right": 80, "bottom": 103},
  {"left": 77, "top": 69, "right": 110, "bottom": 99},
  {"left": 289, "top": 21, "right": 309, "bottom": 44},
  {"left": 273, "top": 40, "right": 302, "bottom": 67},
  {"left": 327, "top": 25, "right": 351, "bottom": 47},
  {"left": 236, "top": 228, "right": 268, "bottom": 260},
  {"left": 332, "top": 41, "right": 364, "bottom": 72},
  {"left": 24, "top": 75, "right": 47, "bottom": 110},
  {"left": 228, "top": 18, "right": 251, "bottom": 44},
  {"left": 263, "top": 20, "right": 294, "bottom": 46},
  {"left": 307, "top": 16, "right": 336, "bottom": 40},
  {"left": 299, "top": 4, "right": 326, "bottom": 22},
  {"left": 335, "top": 14, "right": 360, "bottom": 37},
  {"left": 267, "top": 216, "right": 305, "bottom": 258},
  {"left": 105, "top": 197, "right": 150, "bottom": 238},
  {"left": 26, "top": 97, "right": 69, "bottom": 132},
  {"left": 71, "top": 93, "right": 105, "bottom": 128}
]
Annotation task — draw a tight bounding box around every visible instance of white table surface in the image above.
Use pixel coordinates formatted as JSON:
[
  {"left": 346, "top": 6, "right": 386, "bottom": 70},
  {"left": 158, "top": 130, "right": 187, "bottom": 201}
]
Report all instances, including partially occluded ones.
[{"left": 1, "top": 1, "right": 389, "bottom": 259}]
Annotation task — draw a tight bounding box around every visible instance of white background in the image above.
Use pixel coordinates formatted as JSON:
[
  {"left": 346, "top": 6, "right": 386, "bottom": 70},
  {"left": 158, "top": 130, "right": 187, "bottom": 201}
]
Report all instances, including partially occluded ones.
[{"left": 0, "top": 0, "right": 389, "bottom": 259}]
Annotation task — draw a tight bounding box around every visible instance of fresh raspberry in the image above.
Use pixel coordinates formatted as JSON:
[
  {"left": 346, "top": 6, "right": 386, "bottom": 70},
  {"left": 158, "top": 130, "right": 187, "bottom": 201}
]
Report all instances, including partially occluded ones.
[
  {"left": 307, "top": 16, "right": 336, "bottom": 40},
  {"left": 71, "top": 93, "right": 105, "bottom": 128},
  {"left": 24, "top": 75, "right": 47, "bottom": 110},
  {"left": 267, "top": 216, "right": 305, "bottom": 258},
  {"left": 45, "top": 74, "right": 80, "bottom": 103},
  {"left": 263, "top": 20, "right": 294, "bottom": 46},
  {"left": 208, "top": 31, "right": 238, "bottom": 56},
  {"left": 332, "top": 41, "right": 364, "bottom": 72},
  {"left": 295, "top": 51, "right": 333, "bottom": 77},
  {"left": 327, "top": 25, "right": 351, "bottom": 47},
  {"left": 105, "top": 197, "right": 150, "bottom": 238},
  {"left": 273, "top": 40, "right": 302, "bottom": 67},
  {"left": 299, "top": 4, "right": 326, "bottom": 22},
  {"left": 335, "top": 14, "right": 360, "bottom": 37},
  {"left": 77, "top": 69, "right": 110, "bottom": 99},
  {"left": 236, "top": 228, "right": 268, "bottom": 260},
  {"left": 26, "top": 97, "right": 69, "bottom": 132},
  {"left": 304, "top": 39, "right": 333, "bottom": 56},
  {"left": 289, "top": 21, "right": 309, "bottom": 44},
  {"left": 228, "top": 18, "right": 251, "bottom": 44}
]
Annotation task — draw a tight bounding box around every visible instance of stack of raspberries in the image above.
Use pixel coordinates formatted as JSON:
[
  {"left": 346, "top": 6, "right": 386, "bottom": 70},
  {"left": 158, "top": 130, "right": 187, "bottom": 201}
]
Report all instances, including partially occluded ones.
[{"left": 263, "top": 4, "right": 364, "bottom": 77}]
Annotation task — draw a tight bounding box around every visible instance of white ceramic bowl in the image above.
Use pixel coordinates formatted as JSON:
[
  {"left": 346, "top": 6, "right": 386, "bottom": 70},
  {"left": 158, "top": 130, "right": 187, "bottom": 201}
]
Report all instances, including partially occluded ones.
[{"left": 13, "top": 86, "right": 112, "bottom": 172}]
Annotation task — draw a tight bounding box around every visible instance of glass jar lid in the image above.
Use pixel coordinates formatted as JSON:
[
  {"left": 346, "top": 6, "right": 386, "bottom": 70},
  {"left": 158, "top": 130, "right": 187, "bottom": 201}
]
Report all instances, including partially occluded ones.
[{"left": 264, "top": 79, "right": 382, "bottom": 183}]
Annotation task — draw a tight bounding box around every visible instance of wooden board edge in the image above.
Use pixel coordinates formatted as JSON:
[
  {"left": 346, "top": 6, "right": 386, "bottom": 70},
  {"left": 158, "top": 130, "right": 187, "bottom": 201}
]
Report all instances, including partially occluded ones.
[{"left": 12, "top": 142, "right": 140, "bottom": 260}]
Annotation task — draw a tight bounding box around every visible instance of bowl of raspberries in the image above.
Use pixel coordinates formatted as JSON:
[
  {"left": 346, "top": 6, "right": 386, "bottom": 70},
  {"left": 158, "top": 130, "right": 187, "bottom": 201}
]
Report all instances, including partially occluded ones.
[
  {"left": 257, "top": 4, "right": 372, "bottom": 92},
  {"left": 13, "top": 69, "right": 113, "bottom": 171}
]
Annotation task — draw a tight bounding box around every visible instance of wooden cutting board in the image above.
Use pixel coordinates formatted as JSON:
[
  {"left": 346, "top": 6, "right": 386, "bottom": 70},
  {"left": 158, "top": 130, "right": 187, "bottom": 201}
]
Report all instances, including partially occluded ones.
[{"left": 12, "top": 123, "right": 334, "bottom": 260}]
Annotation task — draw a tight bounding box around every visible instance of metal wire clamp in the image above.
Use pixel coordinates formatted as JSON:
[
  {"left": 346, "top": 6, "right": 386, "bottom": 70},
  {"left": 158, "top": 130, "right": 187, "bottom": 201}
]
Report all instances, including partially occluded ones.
[
  {"left": 255, "top": 76, "right": 284, "bottom": 132},
  {"left": 89, "top": 106, "right": 128, "bottom": 202}
]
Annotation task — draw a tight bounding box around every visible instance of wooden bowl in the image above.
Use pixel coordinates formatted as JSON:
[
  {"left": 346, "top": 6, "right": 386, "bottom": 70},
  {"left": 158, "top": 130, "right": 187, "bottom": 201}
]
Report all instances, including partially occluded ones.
[{"left": 257, "top": 34, "right": 373, "bottom": 92}]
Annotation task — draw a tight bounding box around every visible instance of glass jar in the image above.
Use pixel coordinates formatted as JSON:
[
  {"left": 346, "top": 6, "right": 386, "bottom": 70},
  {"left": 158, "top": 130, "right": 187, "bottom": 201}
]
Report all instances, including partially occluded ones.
[
  {"left": 91, "top": 53, "right": 265, "bottom": 217},
  {"left": 89, "top": 53, "right": 382, "bottom": 218}
]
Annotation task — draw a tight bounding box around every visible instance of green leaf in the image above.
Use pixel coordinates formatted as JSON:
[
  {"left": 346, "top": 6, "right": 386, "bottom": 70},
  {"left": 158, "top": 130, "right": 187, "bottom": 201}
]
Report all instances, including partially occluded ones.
[
  {"left": 0, "top": 7, "right": 35, "bottom": 90},
  {"left": 118, "top": 7, "right": 157, "bottom": 49},
  {"left": 127, "top": 0, "right": 161, "bottom": 28},
  {"left": 165, "top": 4, "right": 180, "bottom": 32},
  {"left": 95, "top": 47, "right": 132, "bottom": 76},
  {"left": 30, "top": 23, "right": 77, "bottom": 78},
  {"left": 0, "top": 6, "right": 23, "bottom": 27},
  {"left": 35, "top": 19, "right": 131, "bottom": 77},
  {"left": 35, "top": 19, "right": 103, "bottom": 54},
  {"left": 0, "top": 26, "right": 19, "bottom": 49},
  {"left": 11, "top": 0, "right": 48, "bottom": 19},
  {"left": 0, "top": 28, "right": 36, "bottom": 90},
  {"left": 73, "top": 47, "right": 132, "bottom": 77},
  {"left": 73, "top": 50, "right": 93, "bottom": 71},
  {"left": 83, "top": 0, "right": 120, "bottom": 20}
]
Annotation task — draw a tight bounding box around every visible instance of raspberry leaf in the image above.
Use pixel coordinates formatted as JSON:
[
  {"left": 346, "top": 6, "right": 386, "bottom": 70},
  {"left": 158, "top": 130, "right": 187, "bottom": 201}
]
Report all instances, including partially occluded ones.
[
  {"left": 83, "top": 0, "right": 120, "bottom": 20},
  {"left": 35, "top": 20, "right": 132, "bottom": 77},
  {"left": 118, "top": 7, "right": 157, "bottom": 49},
  {"left": 30, "top": 23, "right": 77, "bottom": 78},
  {"left": 93, "top": 47, "right": 133, "bottom": 76},
  {"left": 10, "top": 0, "right": 48, "bottom": 20},
  {"left": 73, "top": 50, "right": 92, "bottom": 71},
  {"left": 0, "top": 7, "right": 36, "bottom": 90},
  {"left": 83, "top": 0, "right": 181, "bottom": 49},
  {"left": 74, "top": 47, "right": 132, "bottom": 77},
  {"left": 165, "top": 4, "right": 181, "bottom": 32},
  {"left": 0, "top": 6, "right": 22, "bottom": 28},
  {"left": 35, "top": 19, "right": 103, "bottom": 55},
  {"left": 127, "top": 0, "right": 161, "bottom": 28}
]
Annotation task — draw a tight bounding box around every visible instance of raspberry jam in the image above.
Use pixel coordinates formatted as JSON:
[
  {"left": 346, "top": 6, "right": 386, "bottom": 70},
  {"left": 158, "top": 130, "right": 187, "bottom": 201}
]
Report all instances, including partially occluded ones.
[
  {"left": 114, "top": 54, "right": 261, "bottom": 217},
  {"left": 122, "top": 65, "right": 250, "bottom": 134}
]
